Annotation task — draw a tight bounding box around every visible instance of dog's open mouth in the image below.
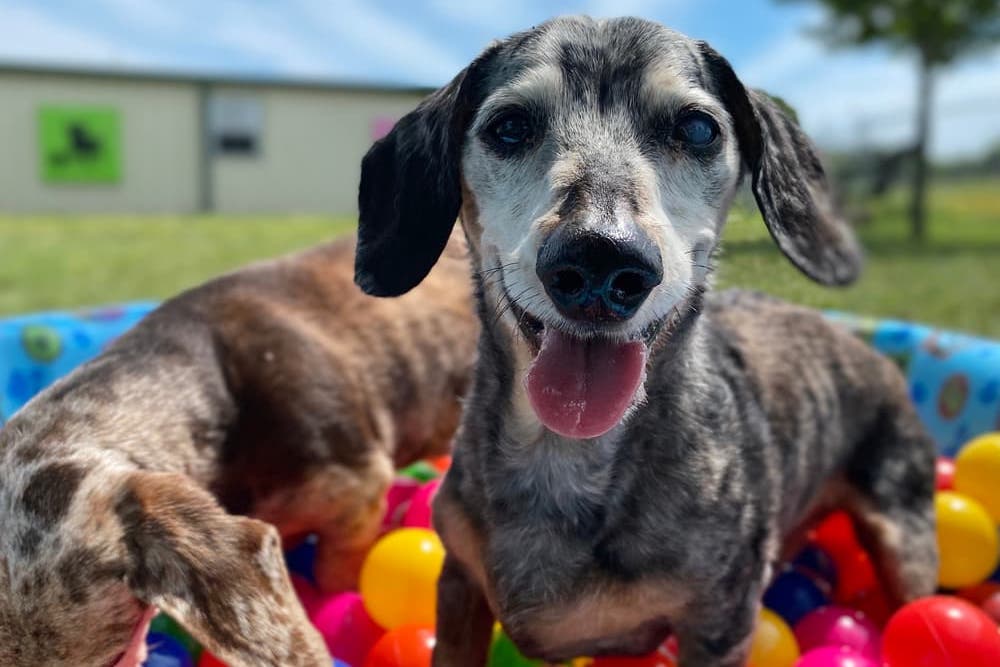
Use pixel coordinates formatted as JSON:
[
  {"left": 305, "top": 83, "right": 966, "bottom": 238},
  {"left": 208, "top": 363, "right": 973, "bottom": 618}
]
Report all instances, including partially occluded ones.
[{"left": 503, "top": 280, "right": 668, "bottom": 440}]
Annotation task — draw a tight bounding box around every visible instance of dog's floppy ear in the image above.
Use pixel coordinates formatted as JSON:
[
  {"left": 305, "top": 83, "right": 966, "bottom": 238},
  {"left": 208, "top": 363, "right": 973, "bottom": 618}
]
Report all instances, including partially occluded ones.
[
  {"left": 115, "top": 472, "right": 330, "bottom": 667},
  {"left": 356, "top": 45, "right": 500, "bottom": 297},
  {"left": 699, "top": 43, "right": 862, "bottom": 286}
]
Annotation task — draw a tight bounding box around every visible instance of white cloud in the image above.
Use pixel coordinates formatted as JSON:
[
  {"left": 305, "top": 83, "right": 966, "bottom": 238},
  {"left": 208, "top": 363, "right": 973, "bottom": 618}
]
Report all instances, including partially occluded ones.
[
  {"left": 212, "top": 5, "right": 349, "bottom": 79},
  {"left": 0, "top": 3, "right": 153, "bottom": 67},
  {"left": 737, "top": 26, "right": 1000, "bottom": 159},
  {"left": 95, "top": 0, "right": 182, "bottom": 30},
  {"left": 296, "top": 0, "right": 466, "bottom": 85}
]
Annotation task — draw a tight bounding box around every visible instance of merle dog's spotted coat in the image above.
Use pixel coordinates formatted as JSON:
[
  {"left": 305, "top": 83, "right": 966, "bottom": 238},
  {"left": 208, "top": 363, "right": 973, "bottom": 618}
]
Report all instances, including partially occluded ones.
[
  {"left": 0, "top": 235, "right": 478, "bottom": 667},
  {"left": 356, "top": 16, "right": 938, "bottom": 667}
]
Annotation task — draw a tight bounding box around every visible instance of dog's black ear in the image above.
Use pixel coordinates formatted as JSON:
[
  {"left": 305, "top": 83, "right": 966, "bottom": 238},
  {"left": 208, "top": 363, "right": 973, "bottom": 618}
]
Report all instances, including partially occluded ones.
[
  {"left": 699, "top": 42, "right": 862, "bottom": 286},
  {"left": 356, "top": 47, "right": 499, "bottom": 297}
]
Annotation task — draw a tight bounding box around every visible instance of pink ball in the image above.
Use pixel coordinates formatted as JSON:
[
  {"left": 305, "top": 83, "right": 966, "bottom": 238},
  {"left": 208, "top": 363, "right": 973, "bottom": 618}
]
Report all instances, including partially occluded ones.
[
  {"left": 383, "top": 477, "right": 422, "bottom": 530},
  {"left": 309, "top": 591, "right": 386, "bottom": 666},
  {"left": 401, "top": 479, "right": 441, "bottom": 529},
  {"left": 794, "top": 605, "right": 880, "bottom": 661},
  {"left": 794, "top": 646, "right": 879, "bottom": 667}
]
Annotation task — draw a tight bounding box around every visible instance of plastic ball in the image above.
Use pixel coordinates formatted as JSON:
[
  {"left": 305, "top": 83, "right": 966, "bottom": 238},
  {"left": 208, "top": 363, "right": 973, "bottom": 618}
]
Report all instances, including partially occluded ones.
[
  {"left": 197, "top": 652, "right": 227, "bottom": 667},
  {"left": 285, "top": 533, "right": 319, "bottom": 583},
  {"left": 883, "top": 596, "right": 1000, "bottom": 667},
  {"left": 310, "top": 591, "right": 386, "bottom": 667},
  {"left": 359, "top": 528, "right": 445, "bottom": 629},
  {"left": 957, "top": 581, "right": 1000, "bottom": 605},
  {"left": 831, "top": 550, "right": 876, "bottom": 604},
  {"left": 402, "top": 479, "right": 442, "bottom": 529},
  {"left": 749, "top": 608, "right": 800, "bottom": 667},
  {"left": 794, "top": 646, "right": 878, "bottom": 667},
  {"left": 792, "top": 546, "right": 838, "bottom": 590},
  {"left": 935, "top": 491, "right": 1000, "bottom": 588},
  {"left": 149, "top": 614, "right": 201, "bottom": 660},
  {"left": 429, "top": 455, "right": 453, "bottom": 473},
  {"left": 144, "top": 632, "right": 194, "bottom": 667},
  {"left": 982, "top": 591, "right": 1000, "bottom": 623},
  {"left": 810, "top": 512, "right": 859, "bottom": 561},
  {"left": 399, "top": 460, "right": 440, "bottom": 483},
  {"left": 793, "top": 606, "right": 880, "bottom": 660},
  {"left": 954, "top": 433, "right": 1000, "bottom": 522},
  {"left": 489, "top": 627, "right": 544, "bottom": 666},
  {"left": 384, "top": 477, "right": 423, "bottom": 530},
  {"left": 763, "top": 568, "right": 830, "bottom": 626},
  {"left": 936, "top": 456, "right": 957, "bottom": 490},
  {"left": 364, "top": 625, "right": 436, "bottom": 667}
]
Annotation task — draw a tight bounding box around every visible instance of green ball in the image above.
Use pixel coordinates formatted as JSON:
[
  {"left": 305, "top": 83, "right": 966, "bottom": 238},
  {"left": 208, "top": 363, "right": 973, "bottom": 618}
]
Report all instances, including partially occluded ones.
[
  {"left": 489, "top": 628, "right": 544, "bottom": 667},
  {"left": 149, "top": 614, "right": 202, "bottom": 660},
  {"left": 399, "top": 460, "right": 439, "bottom": 482},
  {"left": 20, "top": 325, "right": 62, "bottom": 362}
]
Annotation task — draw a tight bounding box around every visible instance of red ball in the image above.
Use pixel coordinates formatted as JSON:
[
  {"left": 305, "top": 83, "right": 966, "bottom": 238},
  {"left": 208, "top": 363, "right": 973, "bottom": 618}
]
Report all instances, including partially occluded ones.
[
  {"left": 832, "top": 549, "right": 877, "bottom": 604},
  {"left": 364, "top": 625, "right": 436, "bottom": 667},
  {"left": 883, "top": 596, "right": 1000, "bottom": 667},
  {"left": 811, "top": 512, "right": 860, "bottom": 561},
  {"left": 982, "top": 592, "right": 1000, "bottom": 624},
  {"left": 198, "top": 652, "right": 228, "bottom": 667},
  {"left": 936, "top": 457, "right": 957, "bottom": 491}
]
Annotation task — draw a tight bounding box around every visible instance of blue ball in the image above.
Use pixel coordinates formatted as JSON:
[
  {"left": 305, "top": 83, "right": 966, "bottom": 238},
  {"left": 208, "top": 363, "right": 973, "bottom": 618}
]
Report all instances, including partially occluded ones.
[
  {"left": 333, "top": 660, "right": 351, "bottom": 667},
  {"left": 144, "top": 632, "right": 193, "bottom": 667},
  {"left": 791, "top": 545, "right": 838, "bottom": 589},
  {"left": 763, "top": 567, "right": 829, "bottom": 626},
  {"left": 285, "top": 533, "right": 319, "bottom": 583}
]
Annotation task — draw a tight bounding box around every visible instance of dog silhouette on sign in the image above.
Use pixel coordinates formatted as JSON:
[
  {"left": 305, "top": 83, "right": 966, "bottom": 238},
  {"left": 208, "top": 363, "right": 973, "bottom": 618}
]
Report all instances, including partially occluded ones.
[{"left": 49, "top": 122, "right": 103, "bottom": 167}]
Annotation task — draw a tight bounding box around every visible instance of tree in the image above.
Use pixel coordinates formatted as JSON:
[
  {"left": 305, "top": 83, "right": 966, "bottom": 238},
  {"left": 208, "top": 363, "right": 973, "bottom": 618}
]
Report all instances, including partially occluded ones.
[{"left": 785, "top": 0, "right": 1000, "bottom": 240}]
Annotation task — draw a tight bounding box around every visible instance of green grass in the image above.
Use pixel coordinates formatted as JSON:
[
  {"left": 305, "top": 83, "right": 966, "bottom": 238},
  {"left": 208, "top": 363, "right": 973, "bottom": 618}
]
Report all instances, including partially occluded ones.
[
  {"left": 717, "top": 179, "right": 1000, "bottom": 337},
  {"left": 1, "top": 178, "right": 997, "bottom": 337}
]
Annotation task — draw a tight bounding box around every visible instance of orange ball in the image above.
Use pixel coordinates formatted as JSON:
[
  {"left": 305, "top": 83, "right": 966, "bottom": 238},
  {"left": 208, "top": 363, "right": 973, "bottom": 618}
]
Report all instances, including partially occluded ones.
[{"left": 364, "top": 625, "right": 436, "bottom": 667}]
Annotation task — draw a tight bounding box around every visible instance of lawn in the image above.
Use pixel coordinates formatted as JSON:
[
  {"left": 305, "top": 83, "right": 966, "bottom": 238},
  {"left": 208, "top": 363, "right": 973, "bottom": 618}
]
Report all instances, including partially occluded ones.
[{"left": 1, "top": 178, "right": 998, "bottom": 337}]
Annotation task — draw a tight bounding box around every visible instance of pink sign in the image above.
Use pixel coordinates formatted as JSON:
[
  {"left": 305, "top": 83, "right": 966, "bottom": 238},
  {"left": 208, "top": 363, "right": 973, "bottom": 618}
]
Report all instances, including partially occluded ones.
[{"left": 371, "top": 116, "right": 397, "bottom": 140}]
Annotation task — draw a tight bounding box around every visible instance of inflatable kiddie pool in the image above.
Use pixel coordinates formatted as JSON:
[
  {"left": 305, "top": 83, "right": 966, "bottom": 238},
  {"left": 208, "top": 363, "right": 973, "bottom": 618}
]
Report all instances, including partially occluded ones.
[{"left": 2, "top": 304, "right": 1000, "bottom": 667}]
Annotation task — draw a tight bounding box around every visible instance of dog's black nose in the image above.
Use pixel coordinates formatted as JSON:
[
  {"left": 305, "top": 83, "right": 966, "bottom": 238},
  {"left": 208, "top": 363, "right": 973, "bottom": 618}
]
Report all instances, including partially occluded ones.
[{"left": 536, "top": 227, "right": 662, "bottom": 322}]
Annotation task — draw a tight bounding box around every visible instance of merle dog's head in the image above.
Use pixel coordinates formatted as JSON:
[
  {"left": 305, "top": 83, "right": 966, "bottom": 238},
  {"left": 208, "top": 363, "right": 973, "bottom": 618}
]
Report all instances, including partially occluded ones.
[{"left": 356, "top": 16, "right": 860, "bottom": 440}]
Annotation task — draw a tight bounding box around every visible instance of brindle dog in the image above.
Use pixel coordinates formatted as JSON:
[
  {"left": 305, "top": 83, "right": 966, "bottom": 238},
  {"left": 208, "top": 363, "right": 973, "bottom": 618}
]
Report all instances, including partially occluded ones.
[{"left": 354, "top": 16, "right": 938, "bottom": 667}]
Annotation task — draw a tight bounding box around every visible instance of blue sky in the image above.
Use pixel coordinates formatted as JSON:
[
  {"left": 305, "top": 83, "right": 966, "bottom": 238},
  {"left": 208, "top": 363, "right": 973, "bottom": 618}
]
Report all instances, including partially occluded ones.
[{"left": 1, "top": 0, "right": 998, "bottom": 159}]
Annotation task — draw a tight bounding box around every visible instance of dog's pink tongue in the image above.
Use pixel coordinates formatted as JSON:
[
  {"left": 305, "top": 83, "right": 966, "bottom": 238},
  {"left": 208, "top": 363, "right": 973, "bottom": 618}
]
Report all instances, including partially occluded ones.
[{"left": 526, "top": 329, "right": 646, "bottom": 439}]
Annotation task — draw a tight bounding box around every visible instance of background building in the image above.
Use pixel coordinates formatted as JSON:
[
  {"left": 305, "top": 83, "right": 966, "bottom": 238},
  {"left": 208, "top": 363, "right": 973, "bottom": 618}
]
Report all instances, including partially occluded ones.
[{"left": 0, "top": 64, "right": 429, "bottom": 214}]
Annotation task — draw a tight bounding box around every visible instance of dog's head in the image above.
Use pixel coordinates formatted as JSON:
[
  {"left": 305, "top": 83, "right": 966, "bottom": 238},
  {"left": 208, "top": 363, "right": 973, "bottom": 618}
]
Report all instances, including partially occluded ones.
[
  {"left": 0, "top": 467, "right": 328, "bottom": 667},
  {"left": 356, "top": 16, "right": 861, "bottom": 440}
]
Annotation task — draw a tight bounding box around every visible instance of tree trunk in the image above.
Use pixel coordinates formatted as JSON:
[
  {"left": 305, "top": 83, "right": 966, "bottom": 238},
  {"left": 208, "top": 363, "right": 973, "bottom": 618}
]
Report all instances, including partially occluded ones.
[{"left": 910, "top": 54, "right": 934, "bottom": 241}]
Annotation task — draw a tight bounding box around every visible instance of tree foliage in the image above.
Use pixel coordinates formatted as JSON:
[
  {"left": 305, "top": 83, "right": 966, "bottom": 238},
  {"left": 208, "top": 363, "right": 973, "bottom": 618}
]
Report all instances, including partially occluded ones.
[{"left": 793, "top": 0, "right": 1000, "bottom": 64}]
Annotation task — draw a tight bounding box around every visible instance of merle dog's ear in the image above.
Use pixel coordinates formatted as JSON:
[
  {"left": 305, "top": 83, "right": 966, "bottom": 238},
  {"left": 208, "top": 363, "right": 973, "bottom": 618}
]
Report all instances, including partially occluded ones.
[
  {"left": 116, "top": 472, "right": 331, "bottom": 667},
  {"left": 356, "top": 46, "right": 499, "bottom": 297},
  {"left": 699, "top": 43, "right": 862, "bottom": 286}
]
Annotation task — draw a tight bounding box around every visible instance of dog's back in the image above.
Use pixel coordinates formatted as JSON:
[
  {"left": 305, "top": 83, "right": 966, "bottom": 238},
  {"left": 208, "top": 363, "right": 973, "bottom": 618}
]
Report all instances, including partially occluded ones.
[{"left": 0, "top": 232, "right": 478, "bottom": 666}]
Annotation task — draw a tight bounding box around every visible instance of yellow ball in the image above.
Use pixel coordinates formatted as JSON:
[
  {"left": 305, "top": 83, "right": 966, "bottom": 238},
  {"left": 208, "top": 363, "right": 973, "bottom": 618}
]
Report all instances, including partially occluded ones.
[
  {"left": 359, "top": 527, "right": 445, "bottom": 629},
  {"left": 955, "top": 433, "right": 1000, "bottom": 523},
  {"left": 749, "top": 608, "right": 799, "bottom": 667},
  {"left": 935, "top": 491, "right": 1000, "bottom": 589}
]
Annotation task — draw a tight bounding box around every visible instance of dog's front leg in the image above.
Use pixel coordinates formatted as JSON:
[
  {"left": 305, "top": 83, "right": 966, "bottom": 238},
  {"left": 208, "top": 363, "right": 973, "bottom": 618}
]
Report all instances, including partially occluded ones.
[
  {"left": 432, "top": 556, "right": 494, "bottom": 667},
  {"left": 674, "top": 577, "right": 762, "bottom": 667}
]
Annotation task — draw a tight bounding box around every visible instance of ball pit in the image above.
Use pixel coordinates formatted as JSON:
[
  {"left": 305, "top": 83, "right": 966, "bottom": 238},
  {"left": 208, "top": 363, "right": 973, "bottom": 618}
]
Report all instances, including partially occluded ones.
[{"left": 134, "top": 432, "right": 1000, "bottom": 667}]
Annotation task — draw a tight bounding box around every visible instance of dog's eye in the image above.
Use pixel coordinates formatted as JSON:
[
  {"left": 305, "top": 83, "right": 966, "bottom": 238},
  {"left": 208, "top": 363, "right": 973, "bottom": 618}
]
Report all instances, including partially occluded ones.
[
  {"left": 673, "top": 111, "right": 719, "bottom": 147},
  {"left": 488, "top": 112, "right": 534, "bottom": 150}
]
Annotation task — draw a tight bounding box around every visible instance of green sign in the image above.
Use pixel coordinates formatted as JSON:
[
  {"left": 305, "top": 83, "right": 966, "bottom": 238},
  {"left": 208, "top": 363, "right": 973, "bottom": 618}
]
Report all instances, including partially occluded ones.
[{"left": 38, "top": 106, "right": 121, "bottom": 183}]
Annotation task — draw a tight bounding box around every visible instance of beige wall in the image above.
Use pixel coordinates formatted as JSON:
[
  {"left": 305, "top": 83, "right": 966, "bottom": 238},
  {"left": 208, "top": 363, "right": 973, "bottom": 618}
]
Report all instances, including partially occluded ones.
[
  {"left": 211, "top": 85, "right": 424, "bottom": 214},
  {"left": 0, "top": 72, "right": 200, "bottom": 213}
]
